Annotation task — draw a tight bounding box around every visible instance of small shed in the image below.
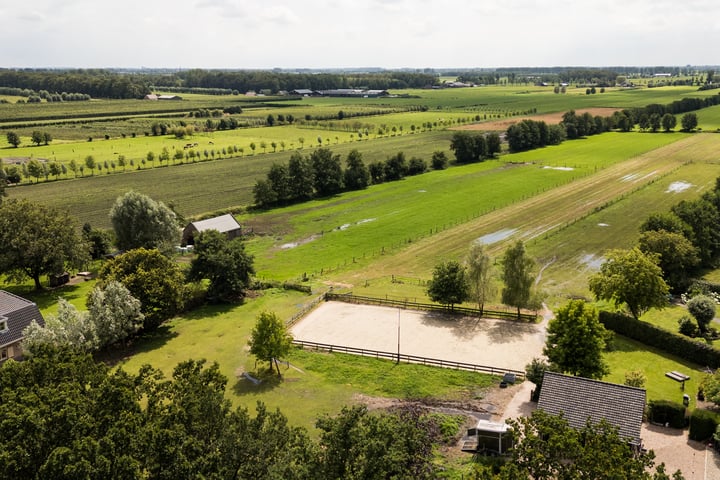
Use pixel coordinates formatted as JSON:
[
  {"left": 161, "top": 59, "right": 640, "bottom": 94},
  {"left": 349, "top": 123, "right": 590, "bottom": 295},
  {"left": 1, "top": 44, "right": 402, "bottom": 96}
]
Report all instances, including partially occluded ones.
[
  {"left": 0, "top": 290, "right": 45, "bottom": 363},
  {"left": 182, "top": 214, "right": 242, "bottom": 246},
  {"left": 538, "top": 372, "right": 646, "bottom": 447},
  {"left": 462, "top": 419, "right": 513, "bottom": 454}
]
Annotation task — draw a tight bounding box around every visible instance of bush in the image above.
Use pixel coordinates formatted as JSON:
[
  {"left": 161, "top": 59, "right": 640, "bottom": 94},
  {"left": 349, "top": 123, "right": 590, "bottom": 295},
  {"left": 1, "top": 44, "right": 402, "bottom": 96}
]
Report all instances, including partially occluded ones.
[
  {"left": 624, "top": 370, "right": 646, "bottom": 388},
  {"left": 689, "top": 409, "right": 720, "bottom": 441},
  {"left": 647, "top": 400, "right": 686, "bottom": 428},
  {"left": 678, "top": 315, "right": 699, "bottom": 337},
  {"left": 599, "top": 311, "right": 720, "bottom": 368}
]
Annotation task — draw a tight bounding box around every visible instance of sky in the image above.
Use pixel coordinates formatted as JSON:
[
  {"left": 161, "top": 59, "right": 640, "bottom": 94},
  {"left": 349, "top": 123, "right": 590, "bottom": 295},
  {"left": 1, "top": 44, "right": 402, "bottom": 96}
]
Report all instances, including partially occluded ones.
[{"left": 2, "top": 0, "right": 719, "bottom": 70}]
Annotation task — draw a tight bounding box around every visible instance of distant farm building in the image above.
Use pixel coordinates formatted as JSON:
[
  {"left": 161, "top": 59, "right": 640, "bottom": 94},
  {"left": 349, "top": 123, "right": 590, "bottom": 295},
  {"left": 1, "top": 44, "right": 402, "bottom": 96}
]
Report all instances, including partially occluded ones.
[
  {"left": 289, "top": 88, "right": 388, "bottom": 98},
  {"left": 538, "top": 372, "right": 646, "bottom": 447},
  {"left": 182, "top": 214, "right": 242, "bottom": 246},
  {"left": 0, "top": 290, "right": 45, "bottom": 363},
  {"left": 144, "top": 94, "right": 182, "bottom": 100}
]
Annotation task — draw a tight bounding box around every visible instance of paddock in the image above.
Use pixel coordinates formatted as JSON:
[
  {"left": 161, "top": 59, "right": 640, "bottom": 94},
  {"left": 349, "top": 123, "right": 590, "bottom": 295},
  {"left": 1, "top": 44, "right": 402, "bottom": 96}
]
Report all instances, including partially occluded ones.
[{"left": 291, "top": 301, "right": 547, "bottom": 372}]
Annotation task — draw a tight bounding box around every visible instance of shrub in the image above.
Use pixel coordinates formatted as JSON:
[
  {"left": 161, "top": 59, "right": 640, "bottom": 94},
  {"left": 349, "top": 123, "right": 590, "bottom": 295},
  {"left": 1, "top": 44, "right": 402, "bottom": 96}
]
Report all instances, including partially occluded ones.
[
  {"left": 624, "top": 370, "right": 646, "bottom": 388},
  {"left": 599, "top": 311, "right": 720, "bottom": 368},
  {"left": 689, "top": 409, "right": 720, "bottom": 441},
  {"left": 678, "top": 315, "right": 699, "bottom": 337},
  {"left": 647, "top": 400, "right": 686, "bottom": 428}
]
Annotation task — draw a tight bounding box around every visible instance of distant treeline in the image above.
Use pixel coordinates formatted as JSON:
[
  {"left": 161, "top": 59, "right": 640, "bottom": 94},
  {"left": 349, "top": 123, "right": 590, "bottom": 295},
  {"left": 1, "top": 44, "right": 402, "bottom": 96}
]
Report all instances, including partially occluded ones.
[
  {"left": 455, "top": 66, "right": 715, "bottom": 87},
  {"left": 0, "top": 69, "right": 437, "bottom": 99}
]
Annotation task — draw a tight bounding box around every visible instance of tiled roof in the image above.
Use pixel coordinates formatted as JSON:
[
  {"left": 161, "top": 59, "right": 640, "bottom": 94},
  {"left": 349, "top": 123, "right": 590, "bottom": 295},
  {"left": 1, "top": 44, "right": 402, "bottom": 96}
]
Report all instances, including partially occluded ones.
[
  {"left": 190, "top": 214, "right": 241, "bottom": 234},
  {"left": 538, "top": 371, "right": 646, "bottom": 444},
  {"left": 0, "top": 290, "right": 45, "bottom": 348}
]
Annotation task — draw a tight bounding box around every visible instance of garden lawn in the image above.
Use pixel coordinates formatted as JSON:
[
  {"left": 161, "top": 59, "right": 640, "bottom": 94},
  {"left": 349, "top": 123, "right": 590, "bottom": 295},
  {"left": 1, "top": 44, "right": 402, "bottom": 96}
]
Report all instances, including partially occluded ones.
[
  {"left": 604, "top": 335, "right": 703, "bottom": 411},
  {"left": 115, "top": 288, "right": 494, "bottom": 431}
]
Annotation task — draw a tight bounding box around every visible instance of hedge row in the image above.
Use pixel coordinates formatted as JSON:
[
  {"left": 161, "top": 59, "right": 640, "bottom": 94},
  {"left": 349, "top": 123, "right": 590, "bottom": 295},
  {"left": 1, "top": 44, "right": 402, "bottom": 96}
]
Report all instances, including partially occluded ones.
[
  {"left": 648, "top": 400, "right": 686, "bottom": 428},
  {"left": 689, "top": 409, "right": 720, "bottom": 441},
  {"left": 599, "top": 311, "right": 720, "bottom": 368}
]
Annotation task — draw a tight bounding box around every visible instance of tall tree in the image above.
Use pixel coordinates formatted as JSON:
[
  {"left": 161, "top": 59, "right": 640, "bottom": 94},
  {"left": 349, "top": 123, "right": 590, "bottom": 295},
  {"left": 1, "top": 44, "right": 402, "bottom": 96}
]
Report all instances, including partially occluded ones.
[
  {"left": 310, "top": 148, "right": 343, "bottom": 196},
  {"left": 248, "top": 311, "right": 294, "bottom": 375},
  {"left": 6, "top": 131, "right": 20, "bottom": 147},
  {"left": 465, "top": 243, "right": 495, "bottom": 315},
  {"left": 187, "top": 229, "right": 254, "bottom": 303},
  {"left": 638, "top": 229, "right": 700, "bottom": 292},
  {"left": 681, "top": 112, "right": 698, "bottom": 132},
  {"left": 343, "top": 149, "right": 370, "bottom": 190},
  {"left": 267, "top": 163, "right": 290, "bottom": 204},
  {"left": 86, "top": 280, "right": 144, "bottom": 347},
  {"left": 287, "top": 151, "right": 314, "bottom": 201},
  {"left": 0, "top": 199, "right": 88, "bottom": 290},
  {"left": 588, "top": 248, "right": 669, "bottom": 319},
  {"left": 501, "top": 410, "right": 683, "bottom": 479},
  {"left": 543, "top": 300, "right": 611, "bottom": 379},
  {"left": 99, "top": 248, "right": 186, "bottom": 330},
  {"left": 661, "top": 113, "right": 677, "bottom": 132},
  {"left": 671, "top": 198, "right": 720, "bottom": 267},
  {"left": 501, "top": 240, "right": 535, "bottom": 320},
  {"left": 426, "top": 260, "right": 470, "bottom": 311},
  {"left": 109, "top": 191, "right": 178, "bottom": 252}
]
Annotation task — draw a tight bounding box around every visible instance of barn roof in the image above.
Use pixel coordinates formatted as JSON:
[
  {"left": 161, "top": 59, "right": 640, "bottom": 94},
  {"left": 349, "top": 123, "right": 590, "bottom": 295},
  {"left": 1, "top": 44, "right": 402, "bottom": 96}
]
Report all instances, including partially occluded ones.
[
  {"left": 0, "top": 290, "right": 45, "bottom": 349},
  {"left": 189, "top": 214, "right": 241, "bottom": 234},
  {"left": 538, "top": 371, "right": 646, "bottom": 445}
]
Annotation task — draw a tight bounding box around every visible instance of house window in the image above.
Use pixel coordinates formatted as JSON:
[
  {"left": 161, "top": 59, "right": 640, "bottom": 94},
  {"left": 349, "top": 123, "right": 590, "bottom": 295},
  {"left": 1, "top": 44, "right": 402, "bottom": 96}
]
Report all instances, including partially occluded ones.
[
  {"left": 0, "top": 319, "right": 7, "bottom": 332},
  {"left": 0, "top": 348, "right": 7, "bottom": 361}
]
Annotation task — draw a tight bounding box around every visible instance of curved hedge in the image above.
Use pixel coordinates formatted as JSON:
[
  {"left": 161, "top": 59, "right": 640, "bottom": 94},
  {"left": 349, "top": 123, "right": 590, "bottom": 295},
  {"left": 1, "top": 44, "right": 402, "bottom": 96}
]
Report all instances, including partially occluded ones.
[{"left": 599, "top": 311, "right": 720, "bottom": 368}]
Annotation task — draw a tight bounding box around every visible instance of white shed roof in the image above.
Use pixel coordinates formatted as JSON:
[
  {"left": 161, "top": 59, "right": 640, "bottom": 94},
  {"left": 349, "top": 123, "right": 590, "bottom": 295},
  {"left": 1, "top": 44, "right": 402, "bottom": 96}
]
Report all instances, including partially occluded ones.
[{"left": 190, "top": 214, "right": 241, "bottom": 234}]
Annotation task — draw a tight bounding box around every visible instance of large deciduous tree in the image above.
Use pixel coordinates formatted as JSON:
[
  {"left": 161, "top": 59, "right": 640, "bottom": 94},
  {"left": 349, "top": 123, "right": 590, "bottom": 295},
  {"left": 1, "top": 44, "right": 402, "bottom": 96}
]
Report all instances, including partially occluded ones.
[
  {"left": 501, "top": 410, "right": 683, "bottom": 479},
  {"left": 99, "top": 248, "right": 186, "bottom": 330},
  {"left": 588, "top": 248, "right": 669, "bottom": 319},
  {"left": 248, "top": 311, "right": 294, "bottom": 375},
  {"left": 638, "top": 229, "right": 700, "bottom": 292},
  {"left": 187, "top": 229, "right": 254, "bottom": 303},
  {"left": 465, "top": 243, "right": 495, "bottom": 315},
  {"left": 287, "top": 151, "right": 314, "bottom": 201},
  {"left": 427, "top": 260, "right": 470, "bottom": 311},
  {"left": 671, "top": 197, "right": 720, "bottom": 267},
  {"left": 86, "top": 280, "right": 144, "bottom": 347},
  {"left": 681, "top": 112, "right": 698, "bottom": 132},
  {"left": 110, "top": 191, "right": 178, "bottom": 252},
  {"left": 6, "top": 131, "right": 20, "bottom": 147},
  {"left": 501, "top": 240, "right": 535, "bottom": 320},
  {"left": 310, "top": 147, "right": 344, "bottom": 196},
  {"left": 0, "top": 199, "right": 88, "bottom": 290},
  {"left": 543, "top": 300, "right": 611, "bottom": 379},
  {"left": 343, "top": 149, "right": 370, "bottom": 190}
]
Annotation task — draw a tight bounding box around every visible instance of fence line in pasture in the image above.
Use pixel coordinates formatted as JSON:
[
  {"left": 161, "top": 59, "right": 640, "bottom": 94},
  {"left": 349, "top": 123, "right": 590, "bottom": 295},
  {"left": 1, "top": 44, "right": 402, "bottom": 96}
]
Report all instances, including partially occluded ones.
[
  {"left": 292, "top": 339, "right": 525, "bottom": 379},
  {"left": 324, "top": 292, "right": 537, "bottom": 323}
]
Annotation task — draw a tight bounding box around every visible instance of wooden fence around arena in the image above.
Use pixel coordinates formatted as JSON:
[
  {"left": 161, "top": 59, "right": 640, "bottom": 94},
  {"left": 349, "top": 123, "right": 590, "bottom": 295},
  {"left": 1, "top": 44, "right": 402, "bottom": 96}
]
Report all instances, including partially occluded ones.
[
  {"left": 324, "top": 292, "right": 538, "bottom": 323},
  {"left": 292, "top": 339, "right": 525, "bottom": 379}
]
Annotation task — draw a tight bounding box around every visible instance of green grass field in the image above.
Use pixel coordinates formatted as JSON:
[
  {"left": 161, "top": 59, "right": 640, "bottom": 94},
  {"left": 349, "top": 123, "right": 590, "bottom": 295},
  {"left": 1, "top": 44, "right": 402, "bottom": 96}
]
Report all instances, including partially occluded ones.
[{"left": 4, "top": 83, "right": 720, "bottom": 438}]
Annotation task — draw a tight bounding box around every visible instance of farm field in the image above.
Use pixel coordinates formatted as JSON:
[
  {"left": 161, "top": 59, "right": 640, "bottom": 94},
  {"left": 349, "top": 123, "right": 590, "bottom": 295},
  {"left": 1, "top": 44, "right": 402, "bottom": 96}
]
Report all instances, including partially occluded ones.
[{"left": 5, "top": 81, "right": 720, "bottom": 444}]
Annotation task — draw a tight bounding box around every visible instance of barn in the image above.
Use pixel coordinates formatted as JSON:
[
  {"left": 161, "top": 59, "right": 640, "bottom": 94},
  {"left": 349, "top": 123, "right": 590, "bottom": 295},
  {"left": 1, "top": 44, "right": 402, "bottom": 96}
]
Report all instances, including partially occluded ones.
[{"left": 182, "top": 214, "right": 242, "bottom": 246}]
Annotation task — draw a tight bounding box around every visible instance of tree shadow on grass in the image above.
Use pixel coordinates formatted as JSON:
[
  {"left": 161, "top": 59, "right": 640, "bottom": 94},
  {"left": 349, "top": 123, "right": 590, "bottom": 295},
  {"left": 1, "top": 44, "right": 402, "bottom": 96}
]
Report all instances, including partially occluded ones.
[
  {"left": 96, "top": 325, "right": 179, "bottom": 367},
  {"left": 231, "top": 369, "right": 284, "bottom": 395}
]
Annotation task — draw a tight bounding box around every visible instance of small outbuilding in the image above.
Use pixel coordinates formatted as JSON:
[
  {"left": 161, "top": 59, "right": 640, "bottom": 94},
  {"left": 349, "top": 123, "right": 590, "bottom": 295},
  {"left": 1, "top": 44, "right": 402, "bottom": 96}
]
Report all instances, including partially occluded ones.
[
  {"left": 182, "top": 213, "right": 242, "bottom": 246},
  {"left": 0, "top": 290, "right": 45, "bottom": 363},
  {"left": 462, "top": 419, "right": 513, "bottom": 454},
  {"left": 538, "top": 371, "right": 646, "bottom": 447}
]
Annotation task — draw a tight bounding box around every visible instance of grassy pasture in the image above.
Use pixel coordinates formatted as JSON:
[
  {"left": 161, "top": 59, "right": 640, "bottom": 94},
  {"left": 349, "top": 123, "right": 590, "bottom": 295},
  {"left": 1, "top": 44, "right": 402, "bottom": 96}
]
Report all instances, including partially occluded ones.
[{"left": 243, "top": 132, "right": 689, "bottom": 281}]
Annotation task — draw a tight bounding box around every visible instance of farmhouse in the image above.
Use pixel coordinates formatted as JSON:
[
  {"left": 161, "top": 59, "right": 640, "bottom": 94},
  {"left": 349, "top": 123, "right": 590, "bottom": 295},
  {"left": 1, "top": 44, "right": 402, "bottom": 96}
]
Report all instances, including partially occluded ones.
[
  {"left": 538, "top": 372, "right": 646, "bottom": 446},
  {"left": 0, "top": 290, "right": 45, "bottom": 363},
  {"left": 182, "top": 213, "right": 242, "bottom": 246}
]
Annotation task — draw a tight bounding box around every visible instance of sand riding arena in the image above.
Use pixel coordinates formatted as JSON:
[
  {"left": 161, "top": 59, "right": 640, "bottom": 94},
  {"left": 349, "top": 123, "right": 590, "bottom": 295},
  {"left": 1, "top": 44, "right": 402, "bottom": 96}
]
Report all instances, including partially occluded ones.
[{"left": 291, "top": 301, "right": 547, "bottom": 373}]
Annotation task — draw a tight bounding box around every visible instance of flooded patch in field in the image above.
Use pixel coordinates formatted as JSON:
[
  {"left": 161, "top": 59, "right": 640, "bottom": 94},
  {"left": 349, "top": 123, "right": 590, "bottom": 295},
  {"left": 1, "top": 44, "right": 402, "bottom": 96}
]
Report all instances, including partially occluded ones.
[
  {"left": 476, "top": 228, "right": 518, "bottom": 245},
  {"left": 621, "top": 173, "right": 639, "bottom": 182},
  {"left": 579, "top": 253, "right": 604, "bottom": 270},
  {"left": 337, "top": 223, "right": 351, "bottom": 231},
  {"left": 542, "top": 166, "right": 574, "bottom": 171},
  {"left": 357, "top": 218, "right": 376, "bottom": 225},
  {"left": 280, "top": 234, "right": 319, "bottom": 249},
  {"left": 598, "top": 223, "right": 610, "bottom": 227},
  {"left": 666, "top": 181, "right": 693, "bottom": 193},
  {"left": 418, "top": 189, "right": 427, "bottom": 193}
]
